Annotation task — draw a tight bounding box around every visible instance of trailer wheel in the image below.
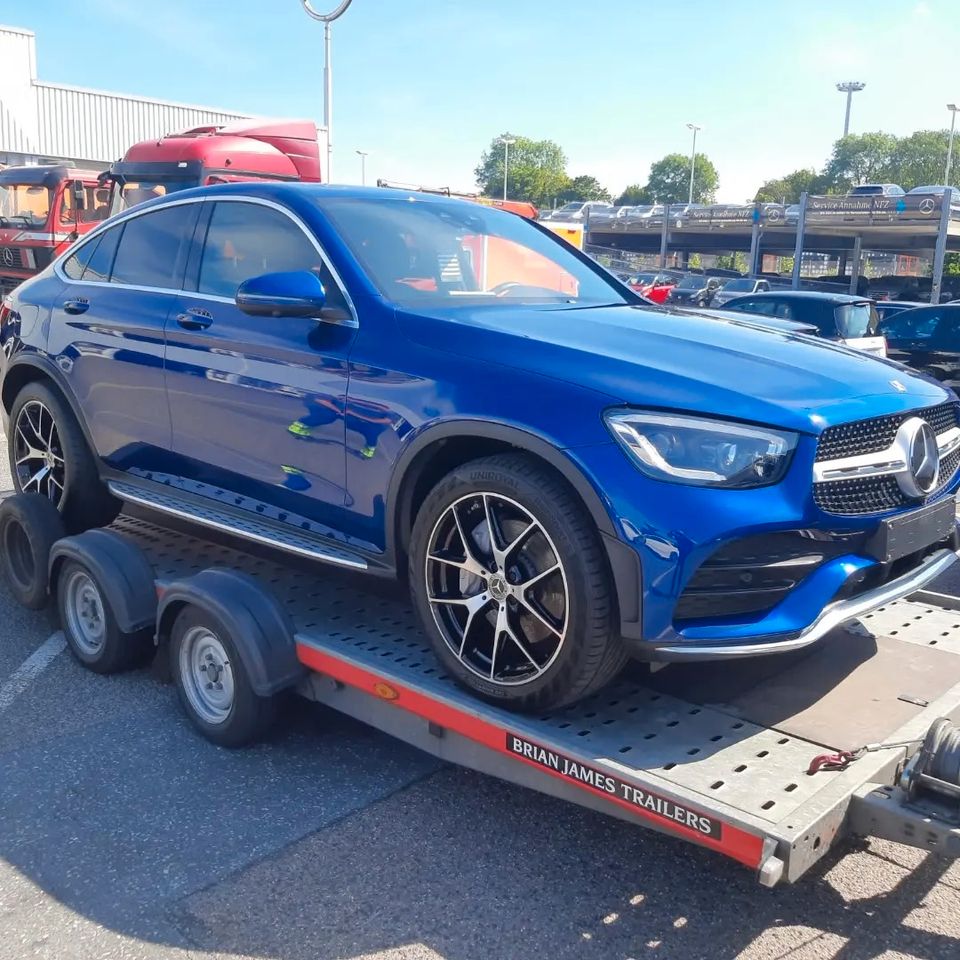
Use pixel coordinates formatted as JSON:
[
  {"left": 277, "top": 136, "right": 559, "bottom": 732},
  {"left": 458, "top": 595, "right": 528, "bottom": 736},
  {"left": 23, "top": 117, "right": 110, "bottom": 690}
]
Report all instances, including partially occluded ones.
[
  {"left": 56, "top": 559, "right": 151, "bottom": 673},
  {"left": 170, "top": 605, "right": 276, "bottom": 747},
  {"left": 0, "top": 494, "right": 65, "bottom": 609}
]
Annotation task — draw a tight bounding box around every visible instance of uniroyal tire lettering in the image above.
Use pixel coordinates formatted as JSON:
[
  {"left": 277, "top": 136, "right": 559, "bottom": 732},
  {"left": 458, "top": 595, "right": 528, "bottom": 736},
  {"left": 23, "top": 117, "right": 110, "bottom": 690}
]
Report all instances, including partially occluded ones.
[{"left": 508, "top": 733, "right": 720, "bottom": 839}]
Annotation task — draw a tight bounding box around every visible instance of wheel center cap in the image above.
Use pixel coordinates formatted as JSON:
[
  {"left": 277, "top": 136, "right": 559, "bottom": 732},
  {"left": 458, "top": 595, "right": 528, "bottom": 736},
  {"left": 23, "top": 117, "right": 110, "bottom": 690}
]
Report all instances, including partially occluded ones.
[{"left": 489, "top": 574, "right": 509, "bottom": 601}]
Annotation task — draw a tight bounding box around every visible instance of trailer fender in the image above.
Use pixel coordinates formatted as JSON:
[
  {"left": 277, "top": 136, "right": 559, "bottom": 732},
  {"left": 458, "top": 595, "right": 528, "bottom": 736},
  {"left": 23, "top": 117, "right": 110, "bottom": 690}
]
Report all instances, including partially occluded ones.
[
  {"left": 155, "top": 568, "right": 305, "bottom": 697},
  {"left": 49, "top": 529, "right": 157, "bottom": 633}
]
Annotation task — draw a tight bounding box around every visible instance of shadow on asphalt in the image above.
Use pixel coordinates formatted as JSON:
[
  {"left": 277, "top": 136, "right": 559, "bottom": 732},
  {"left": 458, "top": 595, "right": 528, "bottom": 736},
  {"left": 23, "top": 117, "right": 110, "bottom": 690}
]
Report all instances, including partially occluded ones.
[{"left": 177, "top": 767, "right": 958, "bottom": 960}]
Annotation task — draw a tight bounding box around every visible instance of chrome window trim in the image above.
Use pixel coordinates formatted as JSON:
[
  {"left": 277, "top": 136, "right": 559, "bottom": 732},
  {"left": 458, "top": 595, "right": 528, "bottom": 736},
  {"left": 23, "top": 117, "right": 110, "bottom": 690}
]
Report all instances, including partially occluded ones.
[{"left": 53, "top": 193, "right": 358, "bottom": 327}]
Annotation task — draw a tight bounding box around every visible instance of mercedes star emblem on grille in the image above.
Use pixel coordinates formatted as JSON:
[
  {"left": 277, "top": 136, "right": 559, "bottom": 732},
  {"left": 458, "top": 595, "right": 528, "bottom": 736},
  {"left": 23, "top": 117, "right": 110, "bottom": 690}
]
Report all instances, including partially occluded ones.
[
  {"left": 897, "top": 417, "right": 940, "bottom": 498},
  {"left": 0, "top": 248, "right": 13, "bottom": 268}
]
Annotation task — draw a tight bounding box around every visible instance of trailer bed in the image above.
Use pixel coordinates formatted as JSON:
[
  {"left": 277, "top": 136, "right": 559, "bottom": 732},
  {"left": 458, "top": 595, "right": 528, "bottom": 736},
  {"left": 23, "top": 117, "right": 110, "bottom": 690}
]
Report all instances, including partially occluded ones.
[{"left": 112, "top": 514, "right": 960, "bottom": 884}]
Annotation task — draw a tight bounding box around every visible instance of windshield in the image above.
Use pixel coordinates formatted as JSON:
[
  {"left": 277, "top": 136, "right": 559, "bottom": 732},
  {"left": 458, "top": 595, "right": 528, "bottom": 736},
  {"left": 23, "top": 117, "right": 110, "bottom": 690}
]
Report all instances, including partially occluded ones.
[
  {"left": 722, "top": 278, "right": 754, "bottom": 292},
  {"left": 554, "top": 202, "right": 584, "bottom": 215},
  {"left": 835, "top": 302, "right": 878, "bottom": 338},
  {"left": 114, "top": 178, "right": 199, "bottom": 212},
  {"left": 0, "top": 183, "right": 52, "bottom": 227},
  {"left": 320, "top": 197, "right": 629, "bottom": 308},
  {"left": 676, "top": 276, "right": 704, "bottom": 290}
]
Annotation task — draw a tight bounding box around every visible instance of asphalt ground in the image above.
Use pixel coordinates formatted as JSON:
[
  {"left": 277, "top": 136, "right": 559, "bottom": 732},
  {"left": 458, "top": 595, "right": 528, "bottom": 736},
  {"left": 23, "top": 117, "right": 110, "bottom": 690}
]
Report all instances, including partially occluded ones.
[{"left": 0, "top": 426, "right": 959, "bottom": 960}]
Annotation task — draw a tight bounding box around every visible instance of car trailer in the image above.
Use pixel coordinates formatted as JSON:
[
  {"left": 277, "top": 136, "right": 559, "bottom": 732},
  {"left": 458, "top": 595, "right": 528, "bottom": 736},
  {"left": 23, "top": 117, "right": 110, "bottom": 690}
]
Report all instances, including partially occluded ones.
[{"left": 2, "top": 492, "right": 960, "bottom": 887}]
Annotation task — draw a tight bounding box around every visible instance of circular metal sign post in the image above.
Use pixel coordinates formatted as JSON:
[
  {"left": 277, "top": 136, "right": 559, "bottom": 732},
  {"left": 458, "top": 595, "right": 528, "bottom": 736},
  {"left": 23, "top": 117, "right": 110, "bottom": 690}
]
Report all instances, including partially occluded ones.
[{"left": 300, "top": 0, "right": 355, "bottom": 183}]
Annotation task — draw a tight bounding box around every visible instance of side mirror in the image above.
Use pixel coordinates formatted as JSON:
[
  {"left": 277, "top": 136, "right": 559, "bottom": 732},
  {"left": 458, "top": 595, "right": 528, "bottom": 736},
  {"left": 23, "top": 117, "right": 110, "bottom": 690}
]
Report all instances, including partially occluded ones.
[
  {"left": 236, "top": 271, "right": 329, "bottom": 319},
  {"left": 71, "top": 180, "right": 86, "bottom": 210}
]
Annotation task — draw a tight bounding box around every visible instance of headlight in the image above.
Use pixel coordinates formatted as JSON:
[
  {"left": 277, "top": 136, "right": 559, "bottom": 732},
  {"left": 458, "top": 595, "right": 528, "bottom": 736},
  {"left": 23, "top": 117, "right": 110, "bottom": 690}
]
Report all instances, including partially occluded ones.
[{"left": 605, "top": 411, "right": 797, "bottom": 488}]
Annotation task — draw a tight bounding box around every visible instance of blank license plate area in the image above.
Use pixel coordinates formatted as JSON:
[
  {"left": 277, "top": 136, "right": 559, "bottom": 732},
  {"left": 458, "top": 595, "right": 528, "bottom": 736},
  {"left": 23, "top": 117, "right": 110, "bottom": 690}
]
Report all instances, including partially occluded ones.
[{"left": 871, "top": 498, "right": 956, "bottom": 563}]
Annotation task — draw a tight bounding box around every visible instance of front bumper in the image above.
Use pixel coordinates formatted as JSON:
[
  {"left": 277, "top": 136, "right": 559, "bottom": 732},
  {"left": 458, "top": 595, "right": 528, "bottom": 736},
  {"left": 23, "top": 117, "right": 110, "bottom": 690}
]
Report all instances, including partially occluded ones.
[
  {"left": 567, "top": 429, "right": 960, "bottom": 662},
  {"left": 648, "top": 544, "right": 958, "bottom": 660}
]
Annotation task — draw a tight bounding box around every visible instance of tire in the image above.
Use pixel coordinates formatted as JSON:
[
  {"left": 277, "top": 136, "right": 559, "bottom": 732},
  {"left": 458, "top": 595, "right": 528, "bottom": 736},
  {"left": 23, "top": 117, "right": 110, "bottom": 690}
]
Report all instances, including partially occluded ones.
[
  {"left": 0, "top": 494, "right": 65, "bottom": 609},
  {"left": 56, "top": 559, "right": 152, "bottom": 673},
  {"left": 9, "top": 381, "right": 120, "bottom": 533},
  {"left": 169, "top": 605, "right": 276, "bottom": 747},
  {"left": 409, "top": 453, "right": 627, "bottom": 712}
]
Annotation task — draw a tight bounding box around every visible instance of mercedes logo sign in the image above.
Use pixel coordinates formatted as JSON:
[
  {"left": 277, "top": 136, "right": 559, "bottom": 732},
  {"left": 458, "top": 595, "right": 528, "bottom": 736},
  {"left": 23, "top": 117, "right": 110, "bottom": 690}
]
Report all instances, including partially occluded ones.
[
  {"left": 919, "top": 197, "right": 936, "bottom": 215},
  {"left": 0, "top": 248, "right": 13, "bottom": 268},
  {"left": 895, "top": 417, "right": 940, "bottom": 498}
]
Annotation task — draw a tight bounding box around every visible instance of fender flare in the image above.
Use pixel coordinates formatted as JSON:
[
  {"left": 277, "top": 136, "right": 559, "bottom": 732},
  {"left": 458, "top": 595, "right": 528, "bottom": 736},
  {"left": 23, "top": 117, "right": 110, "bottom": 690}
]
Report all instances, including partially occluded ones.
[
  {"left": 385, "top": 419, "right": 643, "bottom": 640},
  {"left": 3, "top": 353, "right": 99, "bottom": 454},
  {"left": 49, "top": 529, "right": 157, "bottom": 633},
  {"left": 156, "top": 567, "right": 305, "bottom": 697},
  {"left": 386, "top": 419, "right": 618, "bottom": 557}
]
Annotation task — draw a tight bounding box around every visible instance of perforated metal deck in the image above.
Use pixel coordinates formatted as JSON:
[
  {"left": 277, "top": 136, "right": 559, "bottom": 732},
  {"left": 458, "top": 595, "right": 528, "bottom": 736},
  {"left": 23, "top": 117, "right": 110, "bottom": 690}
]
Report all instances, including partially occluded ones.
[{"left": 110, "top": 515, "right": 960, "bottom": 883}]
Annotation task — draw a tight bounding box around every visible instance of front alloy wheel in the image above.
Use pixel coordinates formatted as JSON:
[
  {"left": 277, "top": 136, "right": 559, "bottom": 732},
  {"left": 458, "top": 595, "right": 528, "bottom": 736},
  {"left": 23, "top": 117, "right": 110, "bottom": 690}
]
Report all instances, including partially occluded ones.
[
  {"left": 410, "top": 453, "right": 627, "bottom": 712},
  {"left": 425, "top": 492, "right": 569, "bottom": 685},
  {"left": 13, "top": 399, "right": 65, "bottom": 507}
]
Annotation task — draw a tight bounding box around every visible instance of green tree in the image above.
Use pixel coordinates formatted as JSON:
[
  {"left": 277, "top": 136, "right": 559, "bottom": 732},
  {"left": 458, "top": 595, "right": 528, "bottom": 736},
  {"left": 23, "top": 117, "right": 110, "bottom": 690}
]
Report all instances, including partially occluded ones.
[
  {"left": 754, "top": 169, "right": 824, "bottom": 203},
  {"left": 822, "top": 132, "right": 898, "bottom": 191},
  {"left": 474, "top": 133, "right": 569, "bottom": 206},
  {"left": 642, "top": 153, "right": 719, "bottom": 204},
  {"left": 557, "top": 175, "right": 612, "bottom": 203},
  {"left": 890, "top": 129, "right": 954, "bottom": 190},
  {"left": 614, "top": 183, "right": 651, "bottom": 205}
]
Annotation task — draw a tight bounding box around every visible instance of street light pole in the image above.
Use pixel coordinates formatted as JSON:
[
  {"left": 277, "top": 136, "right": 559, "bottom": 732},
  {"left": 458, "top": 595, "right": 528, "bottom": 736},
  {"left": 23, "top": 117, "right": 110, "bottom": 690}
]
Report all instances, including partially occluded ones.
[
  {"left": 300, "top": 0, "right": 355, "bottom": 183},
  {"left": 945, "top": 104, "right": 959, "bottom": 186},
  {"left": 686, "top": 122, "right": 701, "bottom": 205},
  {"left": 836, "top": 81, "right": 865, "bottom": 137},
  {"left": 498, "top": 137, "right": 516, "bottom": 201},
  {"left": 355, "top": 149, "right": 369, "bottom": 185}
]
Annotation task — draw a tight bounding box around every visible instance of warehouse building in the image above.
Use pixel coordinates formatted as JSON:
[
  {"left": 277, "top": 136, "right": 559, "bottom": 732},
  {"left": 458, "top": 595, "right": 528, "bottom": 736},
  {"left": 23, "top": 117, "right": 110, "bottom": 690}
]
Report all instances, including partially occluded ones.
[{"left": 0, "top": 24, "right": 252, "bottom": 170}]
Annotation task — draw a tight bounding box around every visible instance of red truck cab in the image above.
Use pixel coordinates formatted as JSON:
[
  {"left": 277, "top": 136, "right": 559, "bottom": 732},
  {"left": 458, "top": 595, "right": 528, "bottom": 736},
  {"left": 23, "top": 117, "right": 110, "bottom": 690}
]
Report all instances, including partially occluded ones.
[
  {"left": 104, "top": 119, "right": 323, "bottom": 215},
  {"left": 0, "top": 164, "right": 105, "bottom": 295}
]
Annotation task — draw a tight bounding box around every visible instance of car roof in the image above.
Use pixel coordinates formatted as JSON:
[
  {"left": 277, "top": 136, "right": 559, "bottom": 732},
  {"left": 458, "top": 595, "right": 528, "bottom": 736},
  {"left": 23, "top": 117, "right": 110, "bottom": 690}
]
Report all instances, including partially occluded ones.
[{"left": 726, "top": 290, "right": 870, "bottom": 304}]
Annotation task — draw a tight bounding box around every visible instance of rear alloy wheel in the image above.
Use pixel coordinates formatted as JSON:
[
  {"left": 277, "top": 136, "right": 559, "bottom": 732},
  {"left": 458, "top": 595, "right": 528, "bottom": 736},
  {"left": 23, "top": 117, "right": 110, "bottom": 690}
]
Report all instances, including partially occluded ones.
[
  {"left": 12, "top": 399, "right": 65, "bottom": 507},
  {"left": 410, "top": 453, "right": 627, "bottom": 712},
  {"left": 9, "top": 382, "right": 120, "bottom": 533}
]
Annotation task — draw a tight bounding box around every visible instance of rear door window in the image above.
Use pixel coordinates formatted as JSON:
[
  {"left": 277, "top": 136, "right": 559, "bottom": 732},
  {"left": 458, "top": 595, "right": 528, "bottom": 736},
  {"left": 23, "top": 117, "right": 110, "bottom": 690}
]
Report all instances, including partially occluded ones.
[
  {"left": 110, "top": 204, "right": 198, "bottom": 289},
  {"left": 61, "top": 225, "right": 122, "bottom": 282}
]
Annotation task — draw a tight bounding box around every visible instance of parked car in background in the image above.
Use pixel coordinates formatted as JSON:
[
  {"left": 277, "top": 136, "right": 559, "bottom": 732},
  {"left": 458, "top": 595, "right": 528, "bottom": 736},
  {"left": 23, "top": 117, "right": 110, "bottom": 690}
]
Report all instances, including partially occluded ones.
[
  {"left": 626, "top": 271, "right": 679, "bottom": 303},
  {"left": 878, "top": 305, "right": 960, "bottom": 386},
  {"left": 710, "top": 276, "right": 771, "bottom": 307},
  {"left": 848, "top": 184, "right": 905, "bottom": 197},
  {"left": 541, "top": 200, "right": 613, "bottom": 222},
  {"left": 907, "top": 185, "right": 960, "bottom": 203},
  {"left": 666, "top": 274, "right": 725, "bottom": 307},
  {"left": 720, "top": 291, "right": 886, "bottom": 356},
  {"left": 875, "top": 300, "right": 926, "bottom": 323}
]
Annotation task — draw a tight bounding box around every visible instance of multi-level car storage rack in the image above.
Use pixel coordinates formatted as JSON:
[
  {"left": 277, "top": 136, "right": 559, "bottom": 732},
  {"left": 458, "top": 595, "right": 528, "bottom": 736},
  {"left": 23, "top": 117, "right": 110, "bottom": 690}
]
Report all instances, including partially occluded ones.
[{"left": 4, "top": 494, "right": 960, "bottom": 886}]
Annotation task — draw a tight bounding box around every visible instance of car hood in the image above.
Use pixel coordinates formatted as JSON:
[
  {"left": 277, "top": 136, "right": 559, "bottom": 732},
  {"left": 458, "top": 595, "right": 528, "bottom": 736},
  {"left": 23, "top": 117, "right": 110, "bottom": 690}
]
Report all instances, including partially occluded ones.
[{"left": 398, "top": 303, "right": 949, "bottom": 435}]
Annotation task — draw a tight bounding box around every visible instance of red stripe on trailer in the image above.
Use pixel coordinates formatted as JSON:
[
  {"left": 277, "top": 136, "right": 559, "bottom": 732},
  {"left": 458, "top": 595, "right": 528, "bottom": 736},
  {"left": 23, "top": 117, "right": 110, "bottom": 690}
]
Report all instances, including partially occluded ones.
[{"left": 296, "top": 642, "right": 766, "bottom": 869}]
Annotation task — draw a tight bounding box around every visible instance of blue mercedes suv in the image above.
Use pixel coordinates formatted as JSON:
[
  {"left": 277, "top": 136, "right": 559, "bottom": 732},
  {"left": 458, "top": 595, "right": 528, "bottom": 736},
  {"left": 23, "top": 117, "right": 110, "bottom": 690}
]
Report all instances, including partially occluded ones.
[{"left": 2, "top": 183, "right": 958, "bottom": 712}]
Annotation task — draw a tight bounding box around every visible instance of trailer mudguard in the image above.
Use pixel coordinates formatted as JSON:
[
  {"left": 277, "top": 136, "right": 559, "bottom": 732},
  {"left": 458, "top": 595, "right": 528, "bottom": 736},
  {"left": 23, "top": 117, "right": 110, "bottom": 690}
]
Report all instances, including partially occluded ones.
[
  {"left": 156, "top": 567, "right": 305, "bottom": 697},
  {"left": 49, "top": 529, "right": 157, "bottom": 633}
]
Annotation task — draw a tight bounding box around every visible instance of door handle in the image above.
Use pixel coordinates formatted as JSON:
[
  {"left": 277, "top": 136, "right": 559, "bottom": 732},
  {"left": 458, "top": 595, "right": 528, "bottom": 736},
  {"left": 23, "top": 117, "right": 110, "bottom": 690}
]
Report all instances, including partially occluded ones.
[
  {"left": 62, "top": 298, "right": 89, "bottom": 315},
  {"left": 175, "top": 307, "right": 213, "bottom": 331}
]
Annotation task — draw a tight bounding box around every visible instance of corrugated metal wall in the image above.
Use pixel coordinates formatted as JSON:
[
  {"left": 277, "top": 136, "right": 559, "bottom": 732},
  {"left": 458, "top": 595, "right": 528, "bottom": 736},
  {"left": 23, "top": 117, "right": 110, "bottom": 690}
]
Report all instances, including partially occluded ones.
[
  {"left": 33, "top": 83, "right": 251, "bottom": 163},
  {"left": 1, "top": 25, "right": 253, "bottom": 165},
  {"left": 0, "top": 26, "right": 40, "bottom": 155}
]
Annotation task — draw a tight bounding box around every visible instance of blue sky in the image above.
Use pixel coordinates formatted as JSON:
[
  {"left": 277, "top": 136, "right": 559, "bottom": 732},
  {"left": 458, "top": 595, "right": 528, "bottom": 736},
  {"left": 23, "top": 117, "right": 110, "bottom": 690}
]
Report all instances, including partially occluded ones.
[{"left": 1, "top": 0, "right": 955, "bottom": 201}]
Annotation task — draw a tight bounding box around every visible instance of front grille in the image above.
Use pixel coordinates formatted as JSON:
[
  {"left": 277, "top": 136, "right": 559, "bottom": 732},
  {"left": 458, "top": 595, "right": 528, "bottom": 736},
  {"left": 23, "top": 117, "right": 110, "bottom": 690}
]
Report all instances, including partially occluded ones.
[
  {"left": 815, "top": 401, "right": 958, "bottom": 462},
  {"left": 814, "top": 401, "right": 960, "bottom": 515},
  {"left": 0, "top": 247, "right": 24, "bottom": 270},
  {"left": 674, "top": 530, "right": 861, "bottom": 623}
]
